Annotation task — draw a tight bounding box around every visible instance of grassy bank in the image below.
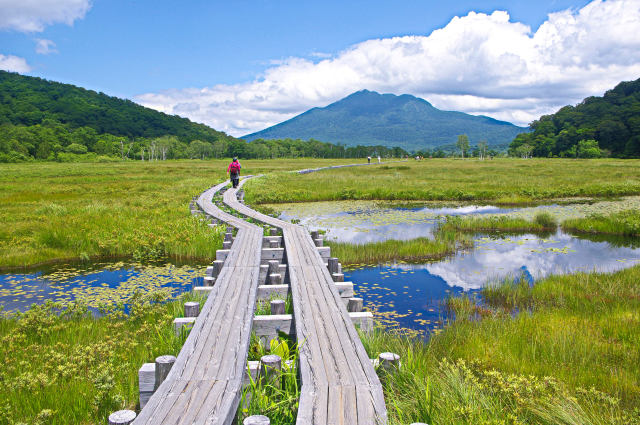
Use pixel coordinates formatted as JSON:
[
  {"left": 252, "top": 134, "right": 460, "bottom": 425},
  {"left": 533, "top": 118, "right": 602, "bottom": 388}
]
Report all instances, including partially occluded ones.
[
  {"left": 244, "top": 159, "right": 640, "bottom": 204},
  {"left": 441, "top": 212, "right": 558, "bottom": 233},
  {"left": 563, "top": 209, "right": 640, "bottom": 236},
  {"left": 0, "top": 291, "right": 206, "bottom": 425},
  {"left": 360, "top": 264, "right": 640, "bottom": 424},
  {"left": 0, "top": 159, "right": 356, "bottom": 269},
  {"left": 326, "top": 229, "right": 471, "bottom": 265}
]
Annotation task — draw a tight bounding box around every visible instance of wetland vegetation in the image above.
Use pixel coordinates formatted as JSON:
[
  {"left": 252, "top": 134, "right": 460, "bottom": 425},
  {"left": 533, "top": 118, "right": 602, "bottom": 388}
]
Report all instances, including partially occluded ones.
[{"left": 2, "top": 158, "right": 640, "bottom": 424}]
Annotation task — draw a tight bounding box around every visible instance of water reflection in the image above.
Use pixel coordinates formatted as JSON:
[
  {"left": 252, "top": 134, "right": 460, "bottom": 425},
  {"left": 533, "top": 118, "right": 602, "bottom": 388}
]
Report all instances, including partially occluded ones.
[
  {"left": 0, "top": 260, "right": 205, "bottom": 313},
  {"left": 279, "top": 201, "right": 518, "bottom": 243},
  {"left": 346, "top": 231, "right": 640, "bottom": 336}
]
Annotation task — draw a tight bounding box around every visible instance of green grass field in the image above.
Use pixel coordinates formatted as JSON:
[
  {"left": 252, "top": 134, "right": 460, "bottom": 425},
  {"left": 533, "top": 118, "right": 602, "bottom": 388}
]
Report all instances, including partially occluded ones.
[
  {"left": 0, "top": 159, "right": 355, "bottom": 269},
  {"left": 244, "top": 158, "right": 640, "bottom": 204},
  {"left": 362, "top": 263, "right": 640, "bottom": 424},
  {"left": 2, "top": 158, "right": 640, "bottom": 424}
]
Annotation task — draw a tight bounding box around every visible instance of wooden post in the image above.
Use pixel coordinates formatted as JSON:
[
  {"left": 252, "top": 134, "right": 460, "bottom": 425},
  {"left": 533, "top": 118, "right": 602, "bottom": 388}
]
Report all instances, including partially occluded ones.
[
  {"left": 310, "top": 230, "right": 319, "bottom": 240},
  {"left": 203, "top": 276, "right": 215, "bottom": 286},
  {"left": 243, "top": 416, "right": 270, "bottom": 425},
  {"left": 347, "top": 297, "right": 363, "bottom": 312},
  {"left": 205, "top": 266, "right": 214, "bottom": 277},
  {"left": 269, "top": 239, "right": 279, "bottom": 248},
  {"left": 108, "top": 410, "right": 136, "bottom": 425},
  {"left": 268, "top": 273, "right": 282, "bottom": 285},
  {"left": 270, "top": 299, "right": 286, "bottom": 315},
  {"left": 378, "top": 352, "right": 401, "bottom": 374},
  {"left": 314, "top": 238, "right": 323, "bottom": 247},
  {"left": 226, "top": 226, "right": 234, "bottom": 233},
  {"left": 327, "top": 257, "right": 339, "bottom": 274},
  {"left": 260, "top": 354, "right": 282, "bottom": 388},
  {"left": 154, "top": 355, "right": 176, "bottom": 390},
  {"left": 332, "top": 273, "right": 344, "bottom": 282},
  {"left": 223, "top": 240, "right": 232, "bottom": 249},
  {"left": 212, "top": 260, "right": 224, "bottom": 277},
  {"left": 138, "top": 363, "right": 155, "bottom": 409},
  {"left": 269, "top": 228, "right": 278, "bottom": 236},
  {"left": 224, "top": 232, "right": 233, "bottom": 242},
  {"left": 184, "top": 301, "right": 200, "bottom": 317}
]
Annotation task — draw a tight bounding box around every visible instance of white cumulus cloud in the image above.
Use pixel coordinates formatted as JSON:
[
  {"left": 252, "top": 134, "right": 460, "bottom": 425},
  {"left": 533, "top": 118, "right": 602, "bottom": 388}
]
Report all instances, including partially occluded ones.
[
  {"left": 35, "top": 38, "right": 57, "bottom": 54},
  {"left": 0, "top": 0, "right": 92, "bottom": 32},
  {"left": 136, "top": 0, "right": 640, "bottom": 137},
  {"left": 0, "top": 54, "right": 31, "bottom": 72}
]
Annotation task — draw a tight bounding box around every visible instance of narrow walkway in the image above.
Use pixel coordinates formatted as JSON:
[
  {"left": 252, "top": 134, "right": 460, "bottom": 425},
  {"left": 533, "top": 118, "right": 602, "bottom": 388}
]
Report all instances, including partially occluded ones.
[
  {"left": 229, "top": 181, "right": 387, "bottom": 424},
  {"left": 132, "top": 180, "right": 263, "bottom": 425}
]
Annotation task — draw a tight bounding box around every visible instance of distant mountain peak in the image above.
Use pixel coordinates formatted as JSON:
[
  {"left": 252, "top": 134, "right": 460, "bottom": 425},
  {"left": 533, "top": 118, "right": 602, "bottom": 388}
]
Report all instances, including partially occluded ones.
[{"left": 243, "top": 90, "right": 526, "bottom": 151}]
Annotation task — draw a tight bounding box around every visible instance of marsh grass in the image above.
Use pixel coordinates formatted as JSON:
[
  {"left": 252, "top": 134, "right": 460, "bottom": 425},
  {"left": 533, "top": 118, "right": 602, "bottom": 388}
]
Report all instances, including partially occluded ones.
[
  {"left": 326, "top": 229, "right": 472, "bottom": 265},
  {"left": 443, "top": 212, "right": 557, "bottom": 234},
  {"left": 0, "top": 159, "right": 356, "bottom": 269},
  {"left": 361, "top": 325, "right": 639, "bottom": 425},
  {"left": 244, "top": 159, "right": 640, "bottom": 205},
  {"left": 430, "top": 265, "right": 640, "bottom": 412},
  {"left": 0, "top": 291, "right": 198, "bottom": 425},
  {"left": 563, "top": 209, "right": 640, "bottom": 236}
]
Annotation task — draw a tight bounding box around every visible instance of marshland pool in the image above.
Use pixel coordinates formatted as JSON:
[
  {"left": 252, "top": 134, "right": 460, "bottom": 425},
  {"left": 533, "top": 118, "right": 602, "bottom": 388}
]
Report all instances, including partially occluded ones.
[
  {"left": 3, "top": 199, "right": 640, "bottom": 337},
  {"left": 0, "top": 259, "right": 206, "bottom": 313},
  {"left": 277, "top": 199, "right": 640, "bottom": 334}
]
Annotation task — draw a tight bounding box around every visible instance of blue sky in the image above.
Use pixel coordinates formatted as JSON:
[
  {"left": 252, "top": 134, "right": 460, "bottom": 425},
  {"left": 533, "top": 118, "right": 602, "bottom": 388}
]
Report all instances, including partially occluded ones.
[{"left": 1, "top": 0, "right": 639, "bottom": 136}]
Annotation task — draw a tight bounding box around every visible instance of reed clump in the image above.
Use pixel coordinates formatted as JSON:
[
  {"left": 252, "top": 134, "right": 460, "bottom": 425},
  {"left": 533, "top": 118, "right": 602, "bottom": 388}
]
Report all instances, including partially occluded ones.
[{"left": 562, "top": 209, "right": 640, "bottom": 236}]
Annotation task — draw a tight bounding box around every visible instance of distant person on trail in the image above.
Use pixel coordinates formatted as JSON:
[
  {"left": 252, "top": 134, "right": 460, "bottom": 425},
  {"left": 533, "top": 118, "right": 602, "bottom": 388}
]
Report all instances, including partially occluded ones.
[
  {"left": 377, "top": 155, "right": 381, "bottom": 163},
  {"left": 227, "top": 157, "right": 241, "bottom": 189},
  {"left": 367, "top": 156, "right": 371, "bottom": 164}
]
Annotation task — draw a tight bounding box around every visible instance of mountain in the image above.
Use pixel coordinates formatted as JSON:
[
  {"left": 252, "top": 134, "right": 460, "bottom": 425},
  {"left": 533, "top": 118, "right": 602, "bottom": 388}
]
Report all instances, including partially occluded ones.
[
  {"left": 509, "top": 77, "right": 640, "bottom": 158},
  {"left": 242, "top": 90, "right": 527, "bottom": 150},
  {"left": 0, "top": 70, "right": 231, "bottom": 143}
]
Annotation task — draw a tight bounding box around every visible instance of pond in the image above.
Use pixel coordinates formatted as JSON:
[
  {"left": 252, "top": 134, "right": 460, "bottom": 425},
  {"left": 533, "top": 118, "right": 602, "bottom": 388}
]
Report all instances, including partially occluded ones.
[
  {"left": 273, "top": 197, "right": 640, "bottom": 244},
  {"left": 275, "top": 200, "right": 640, "bottom": 336},
  {"left": 345, "top": 231, "right": 640, "bottom": 336},
  {"left": 0, "top": 259, "right": 206, "bottom": 313}
]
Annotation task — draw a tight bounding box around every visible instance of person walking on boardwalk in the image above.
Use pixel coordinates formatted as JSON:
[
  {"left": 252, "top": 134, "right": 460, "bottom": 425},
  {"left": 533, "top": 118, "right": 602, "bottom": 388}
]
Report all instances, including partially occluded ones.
[{"left": 227, "top": 157, "right": 241, "bottom": 188}]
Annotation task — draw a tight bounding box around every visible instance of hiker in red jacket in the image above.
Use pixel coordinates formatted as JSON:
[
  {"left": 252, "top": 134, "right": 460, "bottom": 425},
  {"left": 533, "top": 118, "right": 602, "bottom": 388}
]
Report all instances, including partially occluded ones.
[{"left": 227, "top": 157, "right": 242, "bottom": 188}]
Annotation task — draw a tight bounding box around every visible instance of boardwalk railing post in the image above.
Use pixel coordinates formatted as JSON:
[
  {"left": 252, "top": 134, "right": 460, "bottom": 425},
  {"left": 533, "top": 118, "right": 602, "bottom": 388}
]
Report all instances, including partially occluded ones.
[
  {"left": 347, "top": 297, "right": 363, "bottom": 312},
  {"left": 108, "top": 410, "right": 136, "bottom": 425},
  {"left": 260, "top": 354, "right": 282, "bottom": 388},
  {"left": 327, "top": 257, "right": 339, "bottom": 274},
  {"left": 314, "top": 237, "right": 323, "bottom": 247},
  {"left": 244, "top": 416, "right": 270, "bottom": 425},
  {"left": 184, "top": 301, "right": 200, "bottom": 317},
  {"left": 310, "top": 230, "right": 319, "bottom": 240},
  {"left": 378, "top": 352, "right": 401, "bottom": 375},
  {"left": 138, "top": 363, "right": 155, "bottom": 409},
  {"left": 270, "top": 299, "right": 285, "bottom": 315},
  {"left": 154, "top": 355, "right": 176, "bottom": 390}
]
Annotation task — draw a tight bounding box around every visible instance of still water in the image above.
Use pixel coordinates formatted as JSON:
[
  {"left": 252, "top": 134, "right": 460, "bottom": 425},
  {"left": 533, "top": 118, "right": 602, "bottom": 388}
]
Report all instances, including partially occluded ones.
[
  {"left": 0, "top": 260, "right": 205, "bottom": 313},
  {"left": 345, "top": 231, "right": 640, "bottom": 335}
]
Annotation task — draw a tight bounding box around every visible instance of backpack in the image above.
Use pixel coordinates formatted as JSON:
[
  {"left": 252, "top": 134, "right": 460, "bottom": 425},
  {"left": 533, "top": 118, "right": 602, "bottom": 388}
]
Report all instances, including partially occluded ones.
[{"left": 229, "top": 162, "right": 240, "bottom": 173}]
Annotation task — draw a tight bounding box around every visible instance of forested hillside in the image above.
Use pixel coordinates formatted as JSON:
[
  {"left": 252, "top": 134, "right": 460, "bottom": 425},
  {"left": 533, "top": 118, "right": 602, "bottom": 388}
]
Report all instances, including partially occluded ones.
[
  {"left": 243, "top": 90, "right": 527, "bottom": 150},
  {"left": 0, "top": 72, "right": 413, "bottom": 162},
  {"left": 509, "top": 77, "right": 640, "bottom": 158}
]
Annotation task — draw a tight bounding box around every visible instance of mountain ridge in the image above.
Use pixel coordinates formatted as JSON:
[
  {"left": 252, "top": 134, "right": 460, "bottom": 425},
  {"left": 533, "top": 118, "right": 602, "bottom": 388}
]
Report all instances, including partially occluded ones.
[{"left": 243, "top": 90, "right": 527, "bottom": 150}]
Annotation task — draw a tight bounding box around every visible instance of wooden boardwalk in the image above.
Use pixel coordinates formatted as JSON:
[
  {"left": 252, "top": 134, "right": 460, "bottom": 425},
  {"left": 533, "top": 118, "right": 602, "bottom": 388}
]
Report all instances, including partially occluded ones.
[
  {"left": 229, "top": 183, "right": 387, "bottom": 424},
  {"left": 135, "top": 169, "right": 388, "bottom": 424},
  {"left": 132, "top": 180, "right": 263, "bottom": 425}
]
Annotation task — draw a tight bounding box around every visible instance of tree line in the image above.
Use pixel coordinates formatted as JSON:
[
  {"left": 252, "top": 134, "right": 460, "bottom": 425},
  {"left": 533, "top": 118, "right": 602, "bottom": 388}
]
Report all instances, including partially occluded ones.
[{"left": 508, "top": 77, "right": 640, "bottom": 158}]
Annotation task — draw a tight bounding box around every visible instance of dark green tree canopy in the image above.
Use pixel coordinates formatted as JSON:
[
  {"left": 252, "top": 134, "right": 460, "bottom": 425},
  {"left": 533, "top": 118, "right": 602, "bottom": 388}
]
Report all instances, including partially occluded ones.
[{"left": 509, "top": 77, "right": 640, "bottom": 158}]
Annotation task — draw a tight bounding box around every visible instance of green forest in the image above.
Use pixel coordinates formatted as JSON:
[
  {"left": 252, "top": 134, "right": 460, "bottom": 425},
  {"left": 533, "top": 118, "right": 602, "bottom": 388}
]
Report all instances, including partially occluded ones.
[
  {"left": 509, "top": 77, "right": 640, "bottom": 158},
  {"left": 0, "top": 71, "right": 409, "bottom": 162}
]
